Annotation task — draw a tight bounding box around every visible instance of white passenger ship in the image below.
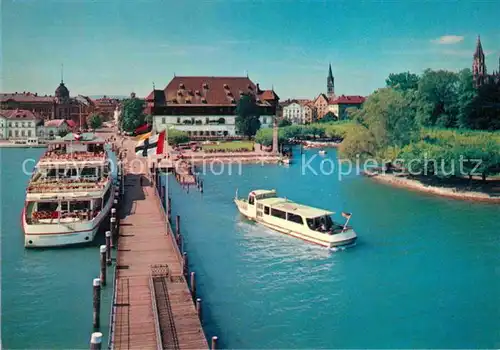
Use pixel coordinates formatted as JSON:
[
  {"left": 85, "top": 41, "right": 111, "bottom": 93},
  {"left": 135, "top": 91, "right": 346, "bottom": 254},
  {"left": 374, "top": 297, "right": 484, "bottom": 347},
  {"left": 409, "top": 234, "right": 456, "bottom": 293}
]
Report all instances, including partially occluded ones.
[
  {"left": 235, "top": 189, "right": 357, "bottom": 248},
  {"left": 22, "top": 133, "right": 114, "bottom": 248}
]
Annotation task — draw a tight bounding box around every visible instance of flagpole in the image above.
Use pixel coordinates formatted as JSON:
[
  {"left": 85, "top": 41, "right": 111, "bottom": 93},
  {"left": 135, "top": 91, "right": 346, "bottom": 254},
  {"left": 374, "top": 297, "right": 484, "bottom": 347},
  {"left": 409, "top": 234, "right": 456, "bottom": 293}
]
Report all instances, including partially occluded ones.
[{"left": 164, "top": 126, "right": 169, "bottom": 225}]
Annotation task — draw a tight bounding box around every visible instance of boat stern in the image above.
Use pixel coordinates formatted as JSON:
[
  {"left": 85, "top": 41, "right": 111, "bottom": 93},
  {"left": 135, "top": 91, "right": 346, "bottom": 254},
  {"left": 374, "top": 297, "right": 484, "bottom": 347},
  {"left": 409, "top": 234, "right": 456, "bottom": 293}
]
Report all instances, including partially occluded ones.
[{"left": 328, "top": 228, "right": 357, "bottom": 248}]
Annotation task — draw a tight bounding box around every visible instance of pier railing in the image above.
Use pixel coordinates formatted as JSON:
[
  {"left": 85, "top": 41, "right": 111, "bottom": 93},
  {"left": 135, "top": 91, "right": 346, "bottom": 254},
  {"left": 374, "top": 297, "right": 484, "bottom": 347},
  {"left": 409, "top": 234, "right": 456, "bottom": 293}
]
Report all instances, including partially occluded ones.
[{"left": 107, "top": 263, "right": 118, "bottom": 350}]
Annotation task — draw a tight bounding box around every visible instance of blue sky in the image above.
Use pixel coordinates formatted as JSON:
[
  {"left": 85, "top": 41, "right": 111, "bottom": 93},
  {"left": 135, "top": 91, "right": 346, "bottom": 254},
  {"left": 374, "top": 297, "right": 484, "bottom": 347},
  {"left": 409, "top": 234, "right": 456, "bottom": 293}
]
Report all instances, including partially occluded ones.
[{"left": 2, "top": 0, "right": 499, "bottom": 99}]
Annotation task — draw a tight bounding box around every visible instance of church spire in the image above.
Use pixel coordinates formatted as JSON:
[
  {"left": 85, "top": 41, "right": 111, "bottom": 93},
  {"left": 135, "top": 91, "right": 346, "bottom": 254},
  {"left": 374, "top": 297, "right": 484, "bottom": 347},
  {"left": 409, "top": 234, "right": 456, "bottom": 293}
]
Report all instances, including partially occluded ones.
[
  {"left": 472, "top": 35, "right": 487, "bottom": 88},
  {"left": 327, "top": 63, "right": 335, "bottom": 99}
]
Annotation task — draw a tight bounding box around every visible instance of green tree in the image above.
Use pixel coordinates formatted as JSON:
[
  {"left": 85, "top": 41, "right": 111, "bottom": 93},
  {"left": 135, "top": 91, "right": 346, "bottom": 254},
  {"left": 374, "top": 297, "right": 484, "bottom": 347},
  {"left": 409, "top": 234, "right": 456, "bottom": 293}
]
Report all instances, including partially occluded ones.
[
  {"left": 278, "top": 118, "right": 292, "bottom": 127},
  {"left": 167, "top": 129, "right": 189, "bottom": 146},
  {"left": 456, "top": 68, "right": 477, "bottom": 128},
  {"left": 460, "top": 81, "right": 500, "bottom": 130},
  {"left": 318, "top": 112, "right": 337, "bottom": 123},
  {"left": 58, "top": 129, "right": 69, "bottom": 137},
  {"left": 339, "top": 125, "right": 377, "bottom": 160},
  {"left": 386, "top": 71, "right": 420, "bottom": 91},
  {"left": 355, "top": 88, "right": 419, "bottom": 153},
  {"left": 121, "top": 97, "right": 145, "bottom": 132},
  {"left": 235, "top": 94, "right": 261, "bottom": 138},
  {"left": 89, "top": 114, "right": 103, "bottom": 131},
  {"left": 416, "top": 69, "right": 460, "bottom": 127}
]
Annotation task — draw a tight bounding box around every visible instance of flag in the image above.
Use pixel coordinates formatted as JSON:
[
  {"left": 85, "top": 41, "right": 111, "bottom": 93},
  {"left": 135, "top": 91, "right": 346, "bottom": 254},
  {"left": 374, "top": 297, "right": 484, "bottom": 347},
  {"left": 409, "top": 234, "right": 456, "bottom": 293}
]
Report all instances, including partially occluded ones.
[
  {"left": 135, "top": 130, "right": 165, "bottom": 157},
  {"left": 74, "top": 132, "right": 82, "bottom": 141},
  {"left": 134, "top": 123, "right": 152, "bottom": 136},
  {"left": 341, "top": 212, "right": 352, "bottom": 219},
  {"left": 135, "top": 131, "right": 151, "bottom": 142}
]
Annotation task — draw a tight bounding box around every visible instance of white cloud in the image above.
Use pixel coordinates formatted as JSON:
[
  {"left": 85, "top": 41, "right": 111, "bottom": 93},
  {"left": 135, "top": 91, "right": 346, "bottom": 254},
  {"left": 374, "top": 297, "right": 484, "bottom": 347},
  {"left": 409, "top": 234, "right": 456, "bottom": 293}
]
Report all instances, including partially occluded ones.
[{"left": 431, "top": 35, "right": 464, "bottom": 45}]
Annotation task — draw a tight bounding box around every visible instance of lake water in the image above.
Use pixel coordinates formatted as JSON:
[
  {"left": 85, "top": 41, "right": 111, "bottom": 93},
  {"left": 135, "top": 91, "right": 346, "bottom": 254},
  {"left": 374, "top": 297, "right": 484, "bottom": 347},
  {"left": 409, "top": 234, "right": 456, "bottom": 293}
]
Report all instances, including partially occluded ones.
[
  {"left": 166, "top": 148, "right": 500, "bottom": 349},
  {"left": 1, "top": 147, "right": 115, "bottom": 349},
  {"left": 1, "top": 147, "right": 499, "bottom": 348}
]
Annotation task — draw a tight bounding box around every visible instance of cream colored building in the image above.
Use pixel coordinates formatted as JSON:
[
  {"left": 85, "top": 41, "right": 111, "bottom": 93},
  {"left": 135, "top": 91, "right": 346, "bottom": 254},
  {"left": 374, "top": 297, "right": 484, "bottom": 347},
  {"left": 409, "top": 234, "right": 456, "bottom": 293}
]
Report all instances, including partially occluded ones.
[
  {"left": 282, "top": 101, "right": 306, "bottom": 124},
  {"left": 0, "top": 109, "right": 41, "bottom": 140}
]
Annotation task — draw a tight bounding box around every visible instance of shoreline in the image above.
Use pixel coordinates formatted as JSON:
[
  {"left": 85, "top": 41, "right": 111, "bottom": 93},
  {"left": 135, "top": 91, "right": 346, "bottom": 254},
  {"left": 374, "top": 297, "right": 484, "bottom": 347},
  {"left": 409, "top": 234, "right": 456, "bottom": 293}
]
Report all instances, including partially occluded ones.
[
  {"left": 364, "top": 171, "right": 500, "bottom": 203},
  {"left": 0, "top": 143, "right": 47, "bottom": 148}
]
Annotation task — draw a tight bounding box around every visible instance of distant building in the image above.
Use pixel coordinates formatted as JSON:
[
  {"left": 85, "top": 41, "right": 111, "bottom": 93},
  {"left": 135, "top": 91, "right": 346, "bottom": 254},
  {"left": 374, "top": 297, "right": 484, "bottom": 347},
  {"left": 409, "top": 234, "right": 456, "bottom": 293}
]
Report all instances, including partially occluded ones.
[
  {"left": 313, "top": 93, "right": 330, "bottom": 120},
  {"left": 146, "top": 76, "right": 279, "bottom": 137},
  {"left": 282, "top": 101, "right": 307, "bottom": 124},
  {"left": 327, "top": 63, "right": 335, "bottom": 99},
  {"left": 93, "top": 96, "right": 121, "bottom": 120},
  {"left": 0, "top": 109, "right": 42, "bottom": 140},
  {"left": 0, "top": 78, "right": 95, "bottom": 127},
  {"left": 328, "top": 95, "right": 365, "bottom": 120},
  {"left": 41, "top": 119, "right": 71, "bottom": 139},
  {"left": 472, "top": 36, "right": 500, "bottom": 88}
]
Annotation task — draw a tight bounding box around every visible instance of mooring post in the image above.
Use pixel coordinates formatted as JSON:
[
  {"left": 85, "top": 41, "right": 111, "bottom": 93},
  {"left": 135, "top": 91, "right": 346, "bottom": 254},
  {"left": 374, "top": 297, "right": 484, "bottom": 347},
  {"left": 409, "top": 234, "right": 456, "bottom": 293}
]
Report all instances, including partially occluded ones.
[
  {"left": 90, "top": 332, "right": 103, "bottom": 350},
  {"left": 113, "top": 198, "right": 118, "bottom": 210},
  {"left": 110, "top": 217, "right": 116, "bottom": 248},
  {"left": 99, "top": 245, "right": 107, "bottom": 286},
  {"left": 196, "top": 298, "right": 202, "bottom": 320},
  {"left": 190, "top": 271, "right": 196, "bottom": 300},
  {"left": 168, "top": 196, "right": 171, "bottom": 219},
  {"left": 178, "top": 234, "right": 183, "bottom": 252},
  {"left": 175, "top": 215, "right": 180, "bottom": 237},
  {"left": 200, "top": 180, "right": 204, "bottom": 193},
  {"left": 183, "top": 252, "right": 188, "bottom": 277},
  {"left": 111, "top": 207, "right": 116, "bottom": 218},
  {"left": 105, "top": 231, "right": 112, "bottom": 265},
  {"left": 92, "top": 278, "right": 101, "bottom": 329},
  {"left": 211, "top": 336, "right": 218, "bottom": 350}
]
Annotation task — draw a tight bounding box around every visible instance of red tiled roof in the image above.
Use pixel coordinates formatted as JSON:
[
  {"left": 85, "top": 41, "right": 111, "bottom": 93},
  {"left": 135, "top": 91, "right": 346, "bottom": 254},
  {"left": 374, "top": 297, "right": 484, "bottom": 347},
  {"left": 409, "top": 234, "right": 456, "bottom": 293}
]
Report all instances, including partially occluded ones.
[
  {"left": 44, "top": 119, "right": 67, "bottom": 127},
  {"left": 66, "top": 120, "right": 76, "bottom": 128},
  {"left": 0, "top": 109, "right": 39, "bottom": 120},
  {"left": 330, "top": 95, "right": 366, "bottom": 104},
  {"left": 162, "top": 76, "right": 265, "bottom": 106},
  {"left": 260, "top": 89, "right": 279, "bottom": 101},
  {"left": 1, "top": 92, "right": 55, "bottom": 103}
]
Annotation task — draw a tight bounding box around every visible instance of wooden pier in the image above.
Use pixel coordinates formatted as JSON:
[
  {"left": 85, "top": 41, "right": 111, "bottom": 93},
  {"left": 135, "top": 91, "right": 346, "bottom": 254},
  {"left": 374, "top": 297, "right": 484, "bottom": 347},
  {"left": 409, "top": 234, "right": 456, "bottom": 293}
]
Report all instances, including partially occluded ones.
[{"left": 110, "top": 138, "right": 207, "bottom": 350}]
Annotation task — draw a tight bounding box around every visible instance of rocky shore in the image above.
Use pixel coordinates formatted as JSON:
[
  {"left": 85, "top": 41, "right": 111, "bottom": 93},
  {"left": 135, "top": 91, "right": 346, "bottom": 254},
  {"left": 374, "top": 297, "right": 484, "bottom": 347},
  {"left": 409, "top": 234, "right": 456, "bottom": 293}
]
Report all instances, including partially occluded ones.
[{"left": 364, "top": 171, "right": 500, "bottom": 203}]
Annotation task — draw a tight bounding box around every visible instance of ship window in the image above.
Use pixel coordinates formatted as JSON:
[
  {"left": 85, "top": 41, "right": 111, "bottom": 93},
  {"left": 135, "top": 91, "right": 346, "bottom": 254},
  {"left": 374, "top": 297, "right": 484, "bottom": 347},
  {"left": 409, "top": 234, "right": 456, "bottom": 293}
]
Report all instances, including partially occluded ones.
[
  {"left": 248, "top": 196, "right": 255, "bottom": 205},
  {"left": 81, "top": 167, "right": 96, "bottom": 177},
  {"left": 70, "top": 201, "right": 90, "bottom": 211},
  {"left": 37, "top": 202, "right": 58, "bottom": 212},
  {"left": 257, "top": 203, "right": 263, "bottom": 209},
  {"left": 270, "top": 208, "right": 286, "bottom": 219},
  {"left": 287, "top": 213, "right": 303, "bottom": 224},
  {"left": 264, "top": 206, "right": 269, "bottom": 215}
]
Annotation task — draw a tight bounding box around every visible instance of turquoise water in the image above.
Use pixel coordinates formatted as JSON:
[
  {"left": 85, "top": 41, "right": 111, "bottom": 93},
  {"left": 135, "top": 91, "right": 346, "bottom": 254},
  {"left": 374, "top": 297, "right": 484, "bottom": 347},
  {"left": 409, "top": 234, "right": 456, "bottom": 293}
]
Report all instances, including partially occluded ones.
[
  {"left": 2, "top": 147, "right": 499, "bottom": 348},
  {"left": 166, "top": 148, "right": 500, "bottom": 349},
  {"left": 1, "top": 148, "right": 115, "bottom": 349}
]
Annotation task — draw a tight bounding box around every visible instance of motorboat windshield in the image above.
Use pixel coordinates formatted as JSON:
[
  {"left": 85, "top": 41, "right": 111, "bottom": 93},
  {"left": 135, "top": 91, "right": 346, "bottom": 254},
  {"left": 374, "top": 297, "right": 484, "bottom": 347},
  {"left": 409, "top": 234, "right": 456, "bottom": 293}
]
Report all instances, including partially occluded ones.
[{"left": 306, "top": 215, "right": 344, "bottom": 234}]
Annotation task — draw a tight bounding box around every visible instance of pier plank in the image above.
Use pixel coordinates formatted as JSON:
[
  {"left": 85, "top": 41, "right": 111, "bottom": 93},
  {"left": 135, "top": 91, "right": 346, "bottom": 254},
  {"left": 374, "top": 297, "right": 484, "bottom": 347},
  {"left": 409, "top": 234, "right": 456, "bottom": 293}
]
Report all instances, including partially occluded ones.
[{"left": 112, "top": 138, "right": 208, "bottom": 350}]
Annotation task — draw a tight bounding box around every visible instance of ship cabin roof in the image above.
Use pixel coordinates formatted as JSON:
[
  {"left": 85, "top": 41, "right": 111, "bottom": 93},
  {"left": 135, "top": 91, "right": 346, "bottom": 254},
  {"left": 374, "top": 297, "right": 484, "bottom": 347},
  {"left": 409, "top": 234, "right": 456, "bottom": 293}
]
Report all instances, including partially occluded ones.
[
  {"left": 48, "top": 133, "right": 106, "bottom": 145},
  {"left": 258, "top": 197, "right": 334, "bottom": 218},
  {"left": 250, "top": 189, "right": 276, "bottom": 197}
]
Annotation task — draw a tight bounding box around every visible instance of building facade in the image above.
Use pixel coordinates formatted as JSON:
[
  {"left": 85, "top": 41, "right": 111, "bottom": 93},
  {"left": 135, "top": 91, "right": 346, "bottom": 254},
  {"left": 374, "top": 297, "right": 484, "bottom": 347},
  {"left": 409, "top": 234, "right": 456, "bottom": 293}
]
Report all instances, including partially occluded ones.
[
  {"left": 282, "top": 101, "right": 307, "bottom": 124},
  {"left": 0, "top": 109, "right": 42, "bottom": 140},
  {"left": 0, "top": 79, "right": 95, "bottom": 127},
  {"left": 147, "top": 76, "right": 279, "bottom": 137},
  {"left": 41, "top": 119, "right": 71, "bottom": 139},
  {"left": 328, "top": 95, "right": 365, "bottom": 120},
  {"left": 313, "top": 93, "right": 330, "bottom": 120},
  {"left": 93, "top": 96, "right": 121, "bottom": 120},
  {"left": 472, "top": 36, "right": 500, "bottom": 88}
]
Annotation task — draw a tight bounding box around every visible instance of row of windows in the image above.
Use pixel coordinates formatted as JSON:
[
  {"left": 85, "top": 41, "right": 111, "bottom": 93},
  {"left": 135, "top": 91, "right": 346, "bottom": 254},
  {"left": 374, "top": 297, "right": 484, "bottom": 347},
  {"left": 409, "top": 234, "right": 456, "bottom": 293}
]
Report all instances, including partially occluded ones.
[
  {"left": 262, "top": 206, "right": 304, "bottom": 225},
  {"left": 159, "top": 116, "right": 269, "bottom": 124},
  {"left": 8, "top": 130, "right": 33, "bottom": 137},
  {"left": 0, "top": 122, "right": 34, "bottom": 128}
]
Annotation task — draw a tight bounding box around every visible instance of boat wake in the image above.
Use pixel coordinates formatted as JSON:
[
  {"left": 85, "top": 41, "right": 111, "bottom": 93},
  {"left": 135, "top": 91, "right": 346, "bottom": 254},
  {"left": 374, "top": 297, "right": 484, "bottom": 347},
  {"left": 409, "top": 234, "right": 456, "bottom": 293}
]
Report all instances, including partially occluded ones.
[{"left": 236, "top": 220, "right": 336, "bottom": 262}]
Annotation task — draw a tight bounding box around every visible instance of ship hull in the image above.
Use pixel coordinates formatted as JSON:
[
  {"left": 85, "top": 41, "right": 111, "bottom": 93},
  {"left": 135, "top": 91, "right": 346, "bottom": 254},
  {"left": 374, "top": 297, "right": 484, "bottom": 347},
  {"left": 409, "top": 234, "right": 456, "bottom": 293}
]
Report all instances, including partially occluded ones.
[{"left": 23, "top": 190, "right": 114, "bottom": 248}]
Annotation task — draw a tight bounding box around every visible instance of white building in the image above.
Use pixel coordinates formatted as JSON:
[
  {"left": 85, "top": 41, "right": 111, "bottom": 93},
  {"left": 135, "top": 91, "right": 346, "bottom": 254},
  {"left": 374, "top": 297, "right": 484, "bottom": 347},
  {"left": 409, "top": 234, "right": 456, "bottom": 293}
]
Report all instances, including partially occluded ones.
[
  {"left": 282, "top": 101, "right": 306, "bottom": 124},
  {"left": 0, "top": 109, "right": 41, "bottom": 140},
  {"left": 146, "top": 76, "right": 278, "bottom": 137},
  {"left": 41, "top": 119, "right": 70, "bottom": 139}
]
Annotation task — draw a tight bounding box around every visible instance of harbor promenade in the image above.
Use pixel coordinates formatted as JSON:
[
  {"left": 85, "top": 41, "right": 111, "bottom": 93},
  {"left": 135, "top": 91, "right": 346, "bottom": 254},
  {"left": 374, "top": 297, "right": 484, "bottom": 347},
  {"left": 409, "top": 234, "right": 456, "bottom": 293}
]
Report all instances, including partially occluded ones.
[{"left": 111, "top": 137, "right": 207, "bottom": 349}]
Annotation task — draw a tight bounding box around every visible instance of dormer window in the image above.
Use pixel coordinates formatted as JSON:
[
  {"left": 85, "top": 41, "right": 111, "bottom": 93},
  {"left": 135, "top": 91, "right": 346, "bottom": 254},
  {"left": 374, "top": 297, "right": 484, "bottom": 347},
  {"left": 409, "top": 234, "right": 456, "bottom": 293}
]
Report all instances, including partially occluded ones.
[
  {"left": 202, "top": 83, "right": 209, "bottom": 89},
  {"left": 195, "top": 90, "right": 201, "bottom": 96},
  {"left": 226, "top": 91, "right": 233, "bottom": 96},
  {"left": 177, "top": 90, "right": 183, "bottom": 96},
  {"left": 223, "top": 84, "right": 229, "bottom": 89},
  {"left": 179, "top": 83, "right": 185, "bottom": 89},
  {"left": 230, "top": 98, "right": 236, "bottom": 104},
  {"left": 248, "top": 85, "right": 253, "bottom": 90},
  {"left": 201, "top": 98, "right": 207, "bottom": 104},
  {"left": 185, "top": 99, "right": 191, "bottom": 104},
  {"left": 172, "top": 98, "right": 178, "bottom": 104}
]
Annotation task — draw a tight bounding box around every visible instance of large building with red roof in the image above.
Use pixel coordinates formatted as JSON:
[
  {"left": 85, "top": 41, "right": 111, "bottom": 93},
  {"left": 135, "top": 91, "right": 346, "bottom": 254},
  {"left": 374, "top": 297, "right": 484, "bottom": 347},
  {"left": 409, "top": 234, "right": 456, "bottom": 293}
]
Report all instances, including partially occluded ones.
[
  {"left": 0, "top": 79, "right": 95, "bottom": 127},
  {"left": 145, "top": 76, "right": 279, "bottom": 137},
  {"left": 0, "top": 109, "right": 43, "bottom": 140}
]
